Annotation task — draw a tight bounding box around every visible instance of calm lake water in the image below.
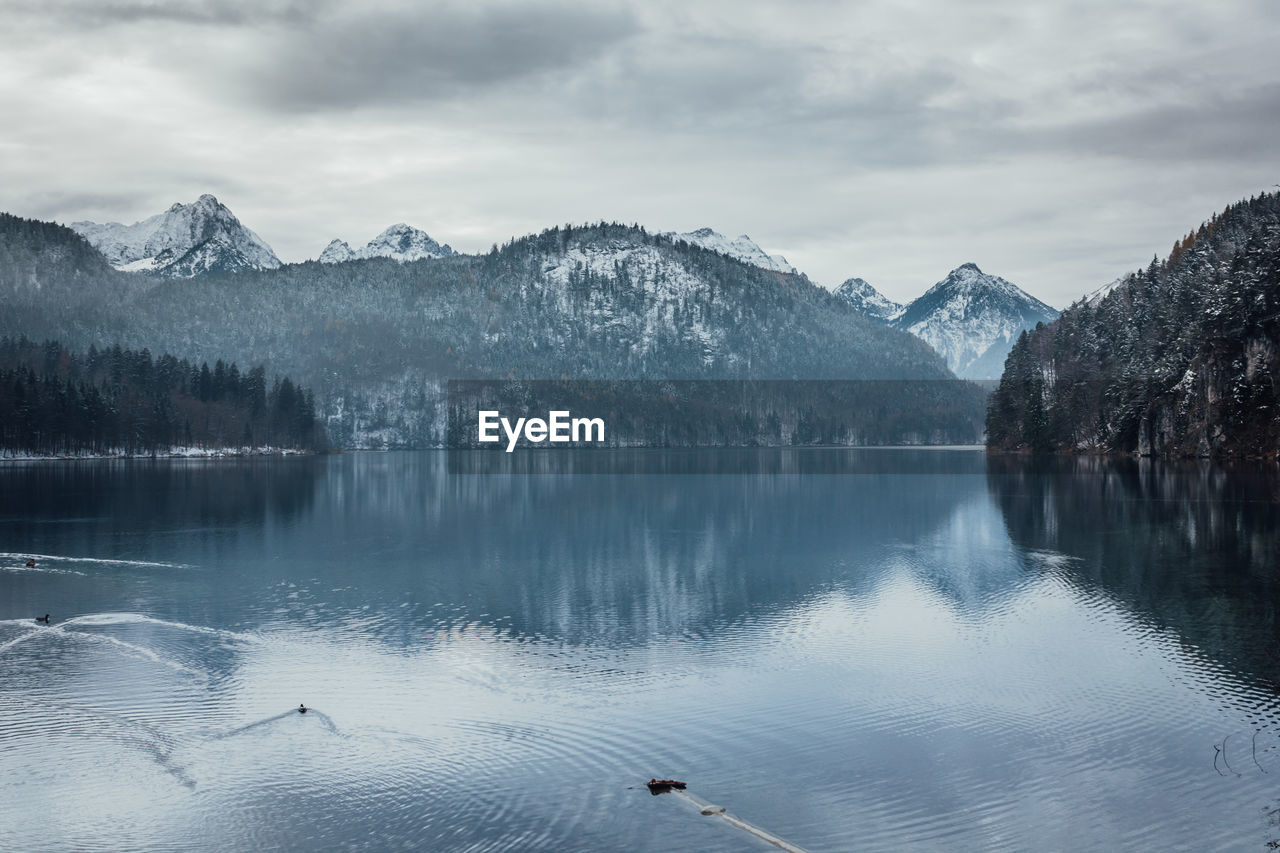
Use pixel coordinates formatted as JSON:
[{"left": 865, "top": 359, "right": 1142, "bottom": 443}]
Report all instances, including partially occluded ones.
[{"left": 1, "top": 450, "right": 1278, "bottom": 851}]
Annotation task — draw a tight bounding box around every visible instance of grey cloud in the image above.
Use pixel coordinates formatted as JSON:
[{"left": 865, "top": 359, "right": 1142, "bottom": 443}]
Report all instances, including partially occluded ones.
[
  {"left": 17, "top": 190, "right": 153, "bottom": 223},
  {"left": 242, "top": 2, "right": 640, "bottom": 110},
  {"left": 6, "top": 0, "right": 325, "bottom": 27},
  {"left": 549, "top": 33, "right": 1001, "bottom": 171},
  {"left": 1, "top": 0, "right": 1277, "bottom": 309},
  {"left": 1037, "top": 84, "right": 1280, "bottom": 162}
]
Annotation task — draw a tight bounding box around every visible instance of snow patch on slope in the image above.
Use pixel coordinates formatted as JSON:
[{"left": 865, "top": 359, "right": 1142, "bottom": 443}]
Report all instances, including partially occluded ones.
[
  {"left": 665, "top": 227, "right": 796, "bottom": 274},
  {"left": 1085, "top": 276, "right": 1125, "bottom": 306},
  {"left": 539, "top": 238, "right": 727, "bottom": 366}
]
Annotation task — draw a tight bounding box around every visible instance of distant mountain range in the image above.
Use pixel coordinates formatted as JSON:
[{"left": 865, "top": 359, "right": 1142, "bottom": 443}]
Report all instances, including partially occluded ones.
[
  {"left": 2, "top": 210, "right": 986, "bottom": 448},
  {"left": 70, "top": 196, "right": 459, "bottom": 276},
  {"left": 833, "top": 264, "right": 1058, "bottom": 379},
  {"left": 31, "top": 188, "right": 1280, "bottom": 456},
  {"left": 318, "top": 224, "right": 456, "bottom": 264},
  {"left": 63, "top": 195, "right": 1064, "bottom": 379}
]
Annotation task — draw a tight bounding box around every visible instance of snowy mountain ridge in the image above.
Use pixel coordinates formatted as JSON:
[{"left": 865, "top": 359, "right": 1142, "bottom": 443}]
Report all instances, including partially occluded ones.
[
  {"left": 63, "top": 194, "right": 1060, "bottom": 382},
  {"left": 665, "top": 227, "right": 796, "bottom": 274},
  {"left": 70, "top": 194, "right": 281, "bottom": 278},
  {"left": 318, "top": 223, "right": 456, "bottom": 263},
  {"left": 0, "top": 215, "right": 988, "bottom": 448},
  {"left": 1085, "top": 276, "right": 1124, "bottom": 306},
  {"left": 831, "top": 264, "right": 1058, "bottom": 379}
]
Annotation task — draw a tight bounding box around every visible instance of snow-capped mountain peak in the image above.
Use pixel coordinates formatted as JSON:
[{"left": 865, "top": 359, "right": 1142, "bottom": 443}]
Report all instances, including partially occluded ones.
[
  {"left": 892, "top": 263, "right": 1058, "bottom": 379},
  {"left": 318, "top": 239, "right": 355, "bottom": 264},
  {"left": 318, "top": 224, "right": 455, "bottom": 264},
  {"left": 70, "top": 194, "right": 281, "bottom": 278},
  {"left": 665, "top": 227, "right": 796, "bottom": 274},
  {"left": 833, "top": 277, "right": 904, "bottom": 322},
  {"left": 918, "top": 262, "right": 1020, "bottom": 300},
  {"left": 365, "top": 223, "right": 455, "bottom": 261}
]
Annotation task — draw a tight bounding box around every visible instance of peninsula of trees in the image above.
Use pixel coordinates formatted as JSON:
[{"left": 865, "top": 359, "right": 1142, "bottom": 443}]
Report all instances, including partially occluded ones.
[{"left": 0, "top": 337, "right": 325, "bottom": 457}]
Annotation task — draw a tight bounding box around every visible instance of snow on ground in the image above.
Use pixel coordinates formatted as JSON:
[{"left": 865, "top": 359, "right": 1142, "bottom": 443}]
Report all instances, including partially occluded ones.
[{"left": 664, "top": 227, "right": 796, "bottom": 274}]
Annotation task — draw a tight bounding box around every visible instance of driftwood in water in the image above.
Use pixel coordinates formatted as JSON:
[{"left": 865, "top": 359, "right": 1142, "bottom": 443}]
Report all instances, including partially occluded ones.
[{"left": 647, "top": 778, "right": 686, "bottom": 794}]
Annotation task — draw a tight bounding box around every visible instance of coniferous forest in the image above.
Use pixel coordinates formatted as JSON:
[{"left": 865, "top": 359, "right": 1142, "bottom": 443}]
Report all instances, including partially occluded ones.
[
  {"left": 0, "top": 337, "right": 325, "bottom": 456},
  {"left": 0, "top": 213, "right": 987, "bottom": 449},
  {"left": 9, "top": 191, "right": 1280, "bottom": 457},
  {"left": 986, "top": 192, "right": 1280, "bottom": 458}
]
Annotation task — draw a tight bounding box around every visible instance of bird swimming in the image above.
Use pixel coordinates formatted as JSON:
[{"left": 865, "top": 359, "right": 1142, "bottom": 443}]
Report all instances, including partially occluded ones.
[
  {"left": 298, "top": 703, "right": 307, "bottom": 714},
  {"left": 35, "top": 614, "right": 50, "bottom": 624}
]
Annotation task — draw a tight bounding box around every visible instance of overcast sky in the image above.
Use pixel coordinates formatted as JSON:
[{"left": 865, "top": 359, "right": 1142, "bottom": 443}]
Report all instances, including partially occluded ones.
[{"left": 2, "top": 0, "right": 1278, "bottom": 306}]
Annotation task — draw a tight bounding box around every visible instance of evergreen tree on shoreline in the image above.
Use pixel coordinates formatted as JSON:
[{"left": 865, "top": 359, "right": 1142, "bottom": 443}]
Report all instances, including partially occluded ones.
[{"left": 0, "top": 337, "right": 325, "bottom": 456}]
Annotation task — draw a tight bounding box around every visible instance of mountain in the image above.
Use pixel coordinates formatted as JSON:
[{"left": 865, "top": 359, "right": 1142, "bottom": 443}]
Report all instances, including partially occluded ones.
[
  {"left": 833, "top": 277, "right": 903, "bottom": 323},
  {"left": 0, "top": 218, "right": 986, "bottom": 448},
  {"left": 665, "top": 227, "right": 796, "bottom": 273},
  {"left": 69, "top": 194, "right": 281, "bottom": 278},
  {"left": 318, "top": 224, "right": 455, "bottom": 263},
  {"left": 890, "top": 263, "right": 1058, "bottom": 380},
  {"left": 0, "top": 213, "right": 157, "bottom": 339},
  {"left": 1084, "top": 276, "right": 1123, "bottom": 306},
  {"left": 318, "top": 239, "right": 355, "bottom": 264},
  {"left": 987, "top": 191, "right": 1280, "bottom": 458}
]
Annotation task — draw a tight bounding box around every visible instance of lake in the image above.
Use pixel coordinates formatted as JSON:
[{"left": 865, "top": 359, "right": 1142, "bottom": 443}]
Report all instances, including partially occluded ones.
[{"left": 1, "top": 450, "right": 1278, "bottom": 851}]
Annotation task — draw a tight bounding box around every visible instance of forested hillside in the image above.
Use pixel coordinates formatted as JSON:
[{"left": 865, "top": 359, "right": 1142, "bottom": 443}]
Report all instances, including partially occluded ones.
[
  {"left": 1, "top": 217, "right": 987, "bottom": 448},
  {"left": 0, "top": 337, "right": 324, "bottom": 456},
  {"left": 987, "top": 192, "right": 1280, "bottom": 457}
]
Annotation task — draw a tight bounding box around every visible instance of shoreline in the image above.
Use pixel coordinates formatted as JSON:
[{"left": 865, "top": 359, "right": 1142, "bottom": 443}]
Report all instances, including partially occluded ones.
[
  {"left": 0, "top": 444, "right": 985, "bottom": 462},
  {"left": 0, "top": 447, "right": 317, "bottom": 462}
]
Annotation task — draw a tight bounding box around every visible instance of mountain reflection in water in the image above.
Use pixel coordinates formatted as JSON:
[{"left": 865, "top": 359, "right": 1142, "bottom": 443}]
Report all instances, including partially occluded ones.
[{"left": 0, "top": 450, "right": 1276, "bottom": 851}]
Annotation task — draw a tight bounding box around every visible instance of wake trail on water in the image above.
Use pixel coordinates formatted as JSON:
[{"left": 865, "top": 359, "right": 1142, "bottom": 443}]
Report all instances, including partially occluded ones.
[
  {"left": 11, "top": 699, "right": 198, "bottom": 789},
  {"left": 73, "top": 632, "right": 207, "bottom": 679},
  {"left": 0, "top": 624, "right": 50, "bottom": 655},
  {"left": 62, "top": 612, "right": 256, "bottom": 642},
  {"left": 0, "top": 552, "right": 191, "bottom": 569},
  {"left": 0, "top": 562, "right": 86, "bottom": 576},
  {"left": 0, "top": 612, "right": 257, "bottom": 659},
  {"left": 0, "top": 619, "right": 214, "bottom": 680},
  {"left": 664, "top": 787, "right": 809, "bottom": 853},
  {"left": 212, "top": 707, "right": 342, "bottom": 740},
  {"left": 1, "top": 612, "right": 341, "bottom": 791}
]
